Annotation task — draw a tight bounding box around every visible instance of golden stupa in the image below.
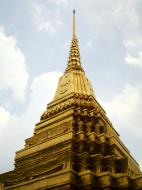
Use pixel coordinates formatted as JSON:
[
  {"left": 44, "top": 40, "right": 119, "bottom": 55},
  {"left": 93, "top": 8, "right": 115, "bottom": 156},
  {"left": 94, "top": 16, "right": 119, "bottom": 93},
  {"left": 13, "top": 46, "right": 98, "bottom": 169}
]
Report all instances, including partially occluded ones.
[{"left": 0, "top": 10, "right": 142, "bottom": 190}]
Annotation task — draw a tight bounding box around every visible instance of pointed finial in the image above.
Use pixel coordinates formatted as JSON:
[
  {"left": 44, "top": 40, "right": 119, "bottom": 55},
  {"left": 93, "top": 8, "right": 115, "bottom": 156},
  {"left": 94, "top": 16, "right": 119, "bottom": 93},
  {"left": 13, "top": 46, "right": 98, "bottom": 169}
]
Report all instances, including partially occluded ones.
[{"left": 73, "top": 9, "right": 76, "bottom": 38}]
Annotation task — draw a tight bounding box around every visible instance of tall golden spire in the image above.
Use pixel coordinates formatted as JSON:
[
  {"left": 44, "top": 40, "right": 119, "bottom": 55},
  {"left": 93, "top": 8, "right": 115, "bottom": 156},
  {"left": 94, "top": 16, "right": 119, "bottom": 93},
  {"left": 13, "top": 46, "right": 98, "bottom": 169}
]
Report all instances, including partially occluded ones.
[
  {"left": 65, "top": 10, "right": 83, "bottom": 73},
  {"left": 73, "top": 9, "right": 76, "bottom": 39},
  {"left": 52, "top": 10, "right": 95, "bottom": 101}
]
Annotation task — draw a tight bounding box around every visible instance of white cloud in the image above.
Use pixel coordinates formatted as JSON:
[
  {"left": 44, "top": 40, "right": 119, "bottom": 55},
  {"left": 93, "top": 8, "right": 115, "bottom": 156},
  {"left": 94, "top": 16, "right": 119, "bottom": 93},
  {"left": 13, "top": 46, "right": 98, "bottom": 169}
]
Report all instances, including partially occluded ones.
[
  {"left": 125, "top": 52, "right": 142, "bottom": 67},
  {"left": 100, "top": 84, "right": 142, "bottom": 136},
  {"left": 78, "top": 0, "right": 139, "bottom": 39},
  {"left": 0, "top": 25, "right": 4, "bottom": 32},
  {"left": 48, "top": 0, "right": 68, "bottom": 6},
  {"left": 87, "top": 40, "right": 93, "bottom": 48},
  {"left": 76, "top": 0, "right": 142, "bottom": 68},
  {"left": 123, "top": 37, "right": 142, "bottom": 48},
  {"left": 30, "top": 71, "right": 62, "bottom": 115},
  {"left": 123, "top": 39, "right": 138, "bottom": 48},
  {"left": 0, "top": 71, "right": 62, "bottom": 173},
  {"left": 0, "top": 28, "right": 28, "bottom": 99},
  {"left": 0, "top": 106, "right": 9, "bottom": 125},
  {"left": 33, "top": 2, "right": 64, "bottom": 33}
]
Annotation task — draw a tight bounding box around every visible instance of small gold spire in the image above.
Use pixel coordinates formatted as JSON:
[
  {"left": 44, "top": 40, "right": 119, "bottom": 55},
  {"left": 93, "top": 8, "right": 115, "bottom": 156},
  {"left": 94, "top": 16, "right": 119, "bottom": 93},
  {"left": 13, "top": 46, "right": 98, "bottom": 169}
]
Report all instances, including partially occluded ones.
[{"left": 73, "top": 9, "right": 76, "bottom": 38}]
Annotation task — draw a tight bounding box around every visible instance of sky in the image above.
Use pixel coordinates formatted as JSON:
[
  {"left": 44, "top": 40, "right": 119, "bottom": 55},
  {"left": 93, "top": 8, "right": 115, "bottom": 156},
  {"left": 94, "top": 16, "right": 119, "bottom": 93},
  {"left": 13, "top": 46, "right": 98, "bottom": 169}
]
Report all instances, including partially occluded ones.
[{"left": 0, "top": 0, "right": 142, "bottom": 173}]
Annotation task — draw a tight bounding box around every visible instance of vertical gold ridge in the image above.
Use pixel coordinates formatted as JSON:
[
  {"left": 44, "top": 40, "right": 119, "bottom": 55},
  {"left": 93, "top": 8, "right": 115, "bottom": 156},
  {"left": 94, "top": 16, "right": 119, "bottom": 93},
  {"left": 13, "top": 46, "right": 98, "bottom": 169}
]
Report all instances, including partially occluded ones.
[{"left": 73, "top": 9, "right": 76, "bottom": 39}]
